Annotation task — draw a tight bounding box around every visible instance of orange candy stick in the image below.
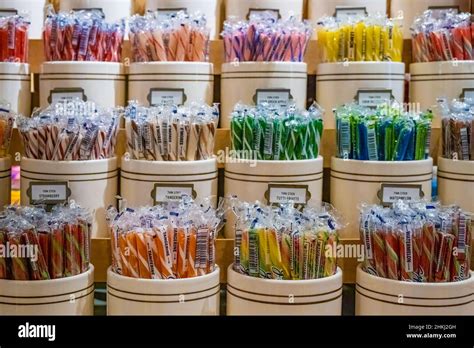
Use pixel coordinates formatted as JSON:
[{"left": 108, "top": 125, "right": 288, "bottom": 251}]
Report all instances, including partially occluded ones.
[
  {"left": 136, "top": 231, "right": 152, "bottom": 279},
  {"left": 126, "top": 232, "right": 140, "bottom": 278}
]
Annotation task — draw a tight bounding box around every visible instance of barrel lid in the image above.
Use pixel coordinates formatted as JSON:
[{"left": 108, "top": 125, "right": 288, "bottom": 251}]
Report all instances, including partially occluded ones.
[
  {"left": 410, "top": 61, "right": 474, "bottom": 75},
  {"left": 317, "top": 61, "right": 405, "bottom": 75},
  {"left": 0, "top": 62, "right": 30, "bottom": 74},
  {"left": 42, "top": 61, "right": 125, "bottom": 75},
  {"left": 222, "top": 61, "right": 307, "bottom": 74},
  {"left": 129, "top": 62, "right": 214, "bottom": 75}
]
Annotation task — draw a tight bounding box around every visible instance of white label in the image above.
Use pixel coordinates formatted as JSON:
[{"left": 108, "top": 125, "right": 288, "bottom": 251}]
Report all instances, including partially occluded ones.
[
  {"left": 358, "top": 90, "right": 392, "bottom": 108},
  {"left": 154, "top": 186, "right": 193, "bottom": 203},
  {"left": 150, "top": 90, "right": 184, "bottom": 106},
  {"left": 335, "top": 7, "right": 367, "bottom": 18},
  {"left": 30, "top": 184, "right": 68, "bottom": 203},
  {"left": 248, "top": 9, "right": 280, "bottom": 20},
  {"left": 157, "top": 7, "right": 187, "bottom": 17},
  {"left": 256, "top": 89, "right": 290, "bottom": 109},
  {"left": 0, "top": 9, "right": 17, "bottom": 17},
  {"left": 51, "top": 90, "right": 85, "bottom": 104},
  {"left": 381, "top": 185, "right": 422, "bottom": 205},
  {"left": 72, "top": 8, "right": 104, "bottom": 18},
  {"left": 268, "top": 185, "right": 308, "bottom": 204},
  {"left": 428, "top": 6, "right": 459, "bottom": 18},
  {"left": 461, "top": 89, "right": 474, "bottom": 100}
]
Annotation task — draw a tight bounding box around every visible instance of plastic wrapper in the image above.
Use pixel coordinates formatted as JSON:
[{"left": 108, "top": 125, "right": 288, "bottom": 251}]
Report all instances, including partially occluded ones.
[
  {"left": 360, "top": 201, "right": 471, "bottom": 283},
  {"left": 232, "top": 200, "right": 341, "bottom": 280},
  {"left": 440, "top": 99, "right": 474, "bottom": 161},
  {"left": 411, "top": 10, "right": 473, "bottom": 63},
  {"left": 335, "top": 103, "right": 433, "bottom": 161},
  {"left": 124, "top": 102, "right": 218, "bottom": 161},
  {"left": 130, "top": 11, "right": 210, "bottom": 62},
  {"left": 0, "top": 203, "right": 92, "bottom": 281},
  {"left": 222, "top": 12, "right": 312, "bottom": 63},
  {"left": 108, "top": 197, "right": 225, "bottom": 279},
  {"left": 230, "top": 103, "right": 323, "bottom": 161},
  {"left": 43, "top": 7, "right": 125, "bottom": 62},
  {"left": 18, "top": 100, "right": 120, "bottom": 161},
  {"left": 318, "top": 14, "right": 403, "bottom": 63},
  {"left": 0, "top": 14, "right": 29, "bottom": 63}
]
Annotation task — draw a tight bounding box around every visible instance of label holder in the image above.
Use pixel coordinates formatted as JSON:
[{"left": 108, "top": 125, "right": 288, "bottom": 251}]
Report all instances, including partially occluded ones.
[
  {"left": 264, "top": 184, "right": 311, "bottom": 206},
  {"left": 0, "top": 9, "right": 18, "bottom": 17},
  {"left": 377, "top": 184, "right": 424, "bottom": 207},
  {"left": 334, "top": 6, "right": 368, "bottom": 18},
  {"left": 460, "top": 88, "right": 474, "bottom": 100},
  {"left": 156, "top": 8, "right": 187, "bottom": 16},
  {"left": 147, "top": 88, "right": 187, "bottom": 106},
  {"left": 247, "top": 8, "right": 281, "bottom": 20},
  {"left": 48, "top": 87, "right": 87, "bottom": 104},
  {"left": 253, "top": 88, "right": 293, "bottom": 108},
  {"left": 151, "top": 183, "right": 197, "bottom": 205},
  {"left": 355, "top": 89, "right": 394, "bottom": 108},
  {"left": 72, "top": 8, "right": 105, "bottom": 18},
  {"left": 27, "top": 181, "right": 71, "bottom": 207}
]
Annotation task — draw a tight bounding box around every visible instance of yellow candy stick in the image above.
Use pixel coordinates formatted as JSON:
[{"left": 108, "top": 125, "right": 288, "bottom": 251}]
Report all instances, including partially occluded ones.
[
  {"left": 267, "top": 228, "right": 284, "bottom": 279},
  {"left": 373, "top": 24, "right": 382, "bottom": 61},
  {"left": 355, "top": 21, "right": 366, "bottom": 61},
  {"left": 324, "top": 232, "right": 338, "bottom": 277},
  {"left": 365, "top": 25, "right": 375, "bottom": 61},
  {"left": 393, "top": 24, "right": 403, "bottom": 62}
]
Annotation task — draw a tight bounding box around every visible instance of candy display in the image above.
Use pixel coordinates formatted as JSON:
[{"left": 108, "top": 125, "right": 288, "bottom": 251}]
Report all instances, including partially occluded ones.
[
  {"left": 108, "top": 199, "right": 224, "bottom": 279},
  {"left": 440, "top": 99, "right": 474, "bottom": 161},
  {"left": 412, "top": 10, "right": 473, "bottom": 62},
  {"left": 360, "top": 201, "right": 471, "bottom": 283},
  {"left": 0, "top": 14, "right": 29, "bottom": 63},
  {"left": 130, "top": 11, "right": 210, "bottom": 62},
  {"left": 318, "top": 14, "right": 403, "bottom": 63},
  {"left": 0, "top": 203, "right": 92, "bottom": 281},
  {"left": 222, "top": 12, "right": 312, "bottom": 62},
  {"left": 18, "top": 101, "right": 120, "bottom": 161},
  {"left": 43, "top": 9, "right": 125, "bottom": 62},
  {"left": 232, "top": 201, "right": 340, "bottom": 280},
  {"left": 0, "top": 105, "right": 15, "bottom": 158},
  {"left": 335, "top": 103, "right": 433, "bottom": 161},
  {"left": 230, "top": 103, "right": 323, "bottom": 160},
  {"left": 124, "top": 102, "right": 218, "bottom": 161}
]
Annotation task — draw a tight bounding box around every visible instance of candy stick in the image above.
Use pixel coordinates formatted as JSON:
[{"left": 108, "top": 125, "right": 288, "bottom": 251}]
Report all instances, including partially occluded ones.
[
  {"left": 0, "top": 231, "right": 7, "bottom": 278},
  {"left": 50, "top": 227, "right": 64, "bottom": 279},
  {"left": 186, "top": 227, "right": 198, "bottom": 278},
  {"left": 8, "top": 233, "right": 29, "bottom": 280},
  {"left": 384, "top": 226, "right": 400, "bottom": 280},
  {"left": 136, "top": 231, "right": 152, "bottom": 279}
]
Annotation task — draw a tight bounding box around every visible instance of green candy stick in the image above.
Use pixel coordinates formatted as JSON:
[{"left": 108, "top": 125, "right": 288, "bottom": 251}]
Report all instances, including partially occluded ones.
[
  {"left": 242, "top": 114, "right": 254, "bottom": 159},
  {"left": 230, "top": 115, "right": 244, "bottom": 155}
]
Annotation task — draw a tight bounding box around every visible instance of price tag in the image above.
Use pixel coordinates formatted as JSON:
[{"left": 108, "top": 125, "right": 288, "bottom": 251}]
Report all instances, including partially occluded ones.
[
  {"left": 460, "top": 88, "right": 474, "bottom": 100},
  {"left": 148, "top": 88, "right": 186, "bottom": 106},
  {"left": 152, "top": 184, "right": 196, "bottom": 204},
  {"left": 48, "top": 88, "right": 86, "bottom": 104},
  {"left": 254, "top": 89, "right": 291, "bottom": 109},
  {"left": 27, "top": 182, "right": 71, "bottom": 205},
  {"left": 379, "top": 184, "right": 423, "bottom": 206},
  {"left": 0, "top": 9, "right": 18, "bottom": 17},
  {"left": 266, "top": 184, "right": 310, "bottom": 205},
  {"left": 356, "top": 89, "right": 393, "bottom": 108},
  {"left": 428, "top": 6, "right": 459, "bottom": 18},
  {"left": 335, "top": 7, "right": 367, "bottom": 19},
  {"left": 72, "top": 8, "right": 105, "bottom": 18},
  {"left": 247, "top": 8, "right": 280, "bottom": 20},
  {"left": 157, "top": 8, "right": 187, "bottom": 19}
]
